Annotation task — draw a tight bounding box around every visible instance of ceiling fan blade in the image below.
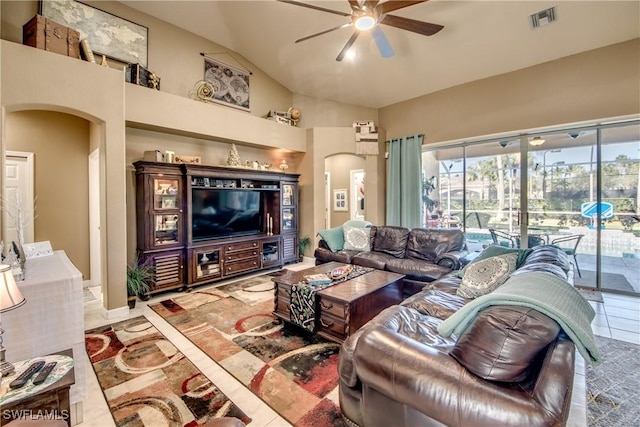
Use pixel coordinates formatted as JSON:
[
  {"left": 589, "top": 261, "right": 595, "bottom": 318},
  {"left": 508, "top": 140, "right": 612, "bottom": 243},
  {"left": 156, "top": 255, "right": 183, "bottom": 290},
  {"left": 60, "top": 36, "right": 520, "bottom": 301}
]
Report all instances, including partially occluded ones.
[
  {"left": 365, "top": 0, "right": 380, "bottom": 11},
  {"left": 277, "top": 0, "right": 350, "bottom": 17},
  {"left": 377, "top": 0, "right": 426, "bottom": 15},
  {"left": 372, "top": 26, "right": 394, "bottom": 58},
  {"left": 348, "top": 0, "right": 362, "bottom": 11},
  {"left": 336, "top": 31, "right": 360, "bottom": 61},
  {"left": 380, "top": 14, "right": 444, "bottom": 36},
  {"left": 295, "top": 23, "right": 352, "bottom": 43}
]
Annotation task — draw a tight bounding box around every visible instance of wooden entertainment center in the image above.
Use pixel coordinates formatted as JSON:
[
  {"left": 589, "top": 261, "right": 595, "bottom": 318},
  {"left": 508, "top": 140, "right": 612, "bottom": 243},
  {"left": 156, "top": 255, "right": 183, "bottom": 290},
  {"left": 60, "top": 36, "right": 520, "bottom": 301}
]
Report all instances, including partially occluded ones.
[{"left": 134, "top": 161, "right": 300, "bottom": 295}]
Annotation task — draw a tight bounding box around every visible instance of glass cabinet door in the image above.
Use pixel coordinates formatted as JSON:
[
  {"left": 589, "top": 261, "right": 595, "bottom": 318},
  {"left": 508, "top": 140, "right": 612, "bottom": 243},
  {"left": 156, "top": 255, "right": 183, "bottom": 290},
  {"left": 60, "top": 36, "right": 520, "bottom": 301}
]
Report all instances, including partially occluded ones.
[
  {"left": 154, "top": 178, "right": 180, "bottom": 210},
  {"left": 154, "top": 214, "right": 180, "bottom": 245},
  {"left": 282, "top": 184, "right": 295, "bottom": 206},
  {"left": 282, "top": 208, "right": 295, "bottom": 230},
  {"left": 151, "top": 176, "right": 181, "bottom": 247}
]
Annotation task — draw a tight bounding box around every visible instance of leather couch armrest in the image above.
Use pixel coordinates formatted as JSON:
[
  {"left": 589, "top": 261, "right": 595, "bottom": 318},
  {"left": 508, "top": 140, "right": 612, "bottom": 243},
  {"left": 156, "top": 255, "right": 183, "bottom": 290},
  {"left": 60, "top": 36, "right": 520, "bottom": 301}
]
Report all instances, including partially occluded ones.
[
  {"left": 318, "top": 239, "right": 331, "bottom": 250},
  {"left": 353, "top": 327, "right": 574, "bottom": 427},
  {"left": 435, "top": 250, "right": 469, "bottom": 270}
]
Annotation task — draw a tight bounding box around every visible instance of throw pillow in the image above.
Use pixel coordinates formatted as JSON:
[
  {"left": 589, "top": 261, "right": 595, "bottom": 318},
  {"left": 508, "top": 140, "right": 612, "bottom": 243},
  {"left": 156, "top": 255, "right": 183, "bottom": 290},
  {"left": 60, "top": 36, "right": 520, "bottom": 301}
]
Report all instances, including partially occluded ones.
[
  {"left": 457, "top": 253, "right": 518, "bottom": 299},
  {"left": 343, "top": 225, "right": 371, "bottom": 251},
  {"left": 317, "top": 226, "right": 344, "bottom": 252},
  {"left": 457, "top": 245, "right": 531, "bottom": 278}
]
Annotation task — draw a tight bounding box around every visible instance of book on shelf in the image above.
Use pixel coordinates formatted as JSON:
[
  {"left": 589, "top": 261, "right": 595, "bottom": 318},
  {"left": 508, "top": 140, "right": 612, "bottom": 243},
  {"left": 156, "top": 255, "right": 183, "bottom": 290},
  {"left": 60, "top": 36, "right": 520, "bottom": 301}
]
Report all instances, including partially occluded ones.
[{"left": 303, "top": 273, "right": 332, "bottom": 286}]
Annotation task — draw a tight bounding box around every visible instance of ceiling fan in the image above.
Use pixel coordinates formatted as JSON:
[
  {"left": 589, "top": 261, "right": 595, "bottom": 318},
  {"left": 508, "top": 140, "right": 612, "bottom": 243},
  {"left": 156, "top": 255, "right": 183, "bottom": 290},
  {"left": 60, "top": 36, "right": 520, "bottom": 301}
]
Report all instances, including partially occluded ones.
[{"left": 277, "top": 0, "right": 444, "bottom": 61}]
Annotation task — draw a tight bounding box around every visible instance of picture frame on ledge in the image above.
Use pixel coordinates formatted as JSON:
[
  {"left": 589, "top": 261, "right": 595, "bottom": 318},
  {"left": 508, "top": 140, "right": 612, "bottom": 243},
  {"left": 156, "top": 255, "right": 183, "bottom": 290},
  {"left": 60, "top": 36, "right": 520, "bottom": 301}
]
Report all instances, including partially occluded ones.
[
  {"left": 204, "top": 57, "right": 251, "bottom": 112},
  {"left": 41, "top": 0, "right": 148, "bottom": 67}
]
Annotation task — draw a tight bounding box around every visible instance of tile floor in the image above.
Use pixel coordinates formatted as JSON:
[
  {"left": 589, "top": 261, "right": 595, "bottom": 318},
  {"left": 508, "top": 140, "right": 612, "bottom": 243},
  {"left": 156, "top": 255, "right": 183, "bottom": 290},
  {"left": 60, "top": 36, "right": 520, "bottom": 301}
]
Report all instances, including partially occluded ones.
[{"left": 78, "top": 263, "right": 640, "bottom": 427}]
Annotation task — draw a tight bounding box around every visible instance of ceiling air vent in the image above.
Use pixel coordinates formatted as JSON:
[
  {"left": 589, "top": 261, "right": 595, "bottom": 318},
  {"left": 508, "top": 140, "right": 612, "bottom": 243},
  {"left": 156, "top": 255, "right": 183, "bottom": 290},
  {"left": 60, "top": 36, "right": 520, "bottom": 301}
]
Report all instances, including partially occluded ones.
[{"left": 530, "top": 7, "right": 557, "bottom": 29}]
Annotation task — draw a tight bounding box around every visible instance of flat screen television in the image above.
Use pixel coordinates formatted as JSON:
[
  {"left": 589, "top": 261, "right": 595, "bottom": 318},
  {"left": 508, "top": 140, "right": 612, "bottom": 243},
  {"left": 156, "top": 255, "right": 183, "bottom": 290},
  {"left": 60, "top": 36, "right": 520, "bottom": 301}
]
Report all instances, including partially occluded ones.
[{"left": 192, "top": 188, "right": 263, "bottom": 240}]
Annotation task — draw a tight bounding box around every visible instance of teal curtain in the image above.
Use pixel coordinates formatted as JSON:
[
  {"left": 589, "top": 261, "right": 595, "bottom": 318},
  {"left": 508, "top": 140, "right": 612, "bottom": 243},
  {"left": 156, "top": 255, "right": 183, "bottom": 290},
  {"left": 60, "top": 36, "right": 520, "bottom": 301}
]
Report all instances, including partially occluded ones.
[{"left": 387, "top": 134, "right": 423, "bottom": 227}]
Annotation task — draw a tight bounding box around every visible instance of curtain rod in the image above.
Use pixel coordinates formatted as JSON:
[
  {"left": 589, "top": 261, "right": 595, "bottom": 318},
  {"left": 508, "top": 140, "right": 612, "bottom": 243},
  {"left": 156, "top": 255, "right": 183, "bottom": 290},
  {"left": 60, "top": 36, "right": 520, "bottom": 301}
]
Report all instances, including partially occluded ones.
[
  {"left": 200, "top": 52, "right": 253, "bottom": 75},
  {"left": 386, "top": 133, "right": 425, "bottom": 143}
]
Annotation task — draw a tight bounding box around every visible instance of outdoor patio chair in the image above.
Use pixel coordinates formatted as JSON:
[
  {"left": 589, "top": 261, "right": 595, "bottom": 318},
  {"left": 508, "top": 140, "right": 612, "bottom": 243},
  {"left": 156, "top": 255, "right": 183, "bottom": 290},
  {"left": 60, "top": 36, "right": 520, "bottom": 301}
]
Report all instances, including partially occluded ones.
[
  {"left": 489, "top": 228, "right": 518, "bottom": 248},
  {"left": 551, "top": 234, "right": 584, "bottom": 277}
]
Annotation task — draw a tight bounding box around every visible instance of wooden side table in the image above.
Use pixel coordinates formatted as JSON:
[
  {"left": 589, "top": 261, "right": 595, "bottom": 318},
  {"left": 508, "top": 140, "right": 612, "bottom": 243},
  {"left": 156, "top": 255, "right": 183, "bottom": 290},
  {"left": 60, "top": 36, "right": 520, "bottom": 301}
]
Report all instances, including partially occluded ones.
[{"left": 0, "top": 350, "right": 75, "bottom": 427}]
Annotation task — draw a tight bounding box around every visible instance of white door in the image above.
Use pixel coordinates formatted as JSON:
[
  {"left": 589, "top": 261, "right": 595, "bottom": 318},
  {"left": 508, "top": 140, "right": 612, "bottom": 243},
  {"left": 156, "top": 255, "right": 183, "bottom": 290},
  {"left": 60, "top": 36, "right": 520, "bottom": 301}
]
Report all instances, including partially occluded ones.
[
  {"left": 3, "top": 152, "right": 35, "bottom": 247},
  {"left": 324, "top": 172, "right": 331, "bottom": 228},
  {"left": 88, "top": 149, "right": 102, "bottom": 288}
]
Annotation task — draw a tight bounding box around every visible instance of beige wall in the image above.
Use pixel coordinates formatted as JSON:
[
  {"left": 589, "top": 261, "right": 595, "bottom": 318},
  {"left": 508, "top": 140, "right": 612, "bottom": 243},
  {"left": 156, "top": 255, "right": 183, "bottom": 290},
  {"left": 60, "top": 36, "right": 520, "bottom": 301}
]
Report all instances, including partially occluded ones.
[
  {"left": 325, "top": 154, "right": 366, "bottom": 228},
  {"left": 299, "top": 128, "right": 386, "bottom": 247},
  {"left": 5, "top": 111, "right": 91, "bottom": 278},
  {"left": 380, "top": 39, "right": 640, "bottom": 144},
  {"left": 294, "top": 94, "right": 378, "bottom": 129}
]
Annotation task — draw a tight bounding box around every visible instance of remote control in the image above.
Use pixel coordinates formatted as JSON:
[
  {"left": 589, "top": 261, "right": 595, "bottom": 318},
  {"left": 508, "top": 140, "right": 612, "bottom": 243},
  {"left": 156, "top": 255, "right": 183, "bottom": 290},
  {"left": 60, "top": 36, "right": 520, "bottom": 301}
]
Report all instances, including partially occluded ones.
[
  {"left": 32, "top": 361, "right": 57, "bottom": 385},
  {"left": 9, "top": 360, "right": 45, "bottom": 389}
]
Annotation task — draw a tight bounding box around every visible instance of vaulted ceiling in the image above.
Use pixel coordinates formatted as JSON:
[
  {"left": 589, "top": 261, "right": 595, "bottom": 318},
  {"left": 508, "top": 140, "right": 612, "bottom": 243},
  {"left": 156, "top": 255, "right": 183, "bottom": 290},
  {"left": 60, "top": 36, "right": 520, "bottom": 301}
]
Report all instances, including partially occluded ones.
[{"left": 123, "top": 1, "right": 640, "bottom": 108}]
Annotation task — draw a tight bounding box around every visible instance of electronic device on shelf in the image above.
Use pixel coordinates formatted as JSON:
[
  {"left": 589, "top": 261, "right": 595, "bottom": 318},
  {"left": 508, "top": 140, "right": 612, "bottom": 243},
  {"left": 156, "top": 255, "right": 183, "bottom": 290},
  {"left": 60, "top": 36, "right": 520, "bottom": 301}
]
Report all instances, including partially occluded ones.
[{"left": 191, "top": 188, "right": 263, "bottom": 240}]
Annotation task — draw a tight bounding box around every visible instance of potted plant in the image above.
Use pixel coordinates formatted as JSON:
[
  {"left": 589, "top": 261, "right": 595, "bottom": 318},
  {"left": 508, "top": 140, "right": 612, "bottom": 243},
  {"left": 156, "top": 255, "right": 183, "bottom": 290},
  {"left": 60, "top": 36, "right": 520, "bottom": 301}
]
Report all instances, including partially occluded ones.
[
  {"left": 126, "top": 256, "right": 153, "bottom": 309},
  {"left": 298, "top": 236, "right": 312, "bottom": 262}
]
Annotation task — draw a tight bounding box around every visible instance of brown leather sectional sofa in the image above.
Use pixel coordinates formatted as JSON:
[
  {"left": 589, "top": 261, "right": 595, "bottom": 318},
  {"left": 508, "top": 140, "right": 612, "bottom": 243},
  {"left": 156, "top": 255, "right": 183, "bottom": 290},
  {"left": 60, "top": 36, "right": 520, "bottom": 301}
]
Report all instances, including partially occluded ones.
[
  {"left": 338, "top": 245, "right": 579, "bottom": 427},
  {"left": 314, "top": 226, "right": 469, "bottom": 297}
]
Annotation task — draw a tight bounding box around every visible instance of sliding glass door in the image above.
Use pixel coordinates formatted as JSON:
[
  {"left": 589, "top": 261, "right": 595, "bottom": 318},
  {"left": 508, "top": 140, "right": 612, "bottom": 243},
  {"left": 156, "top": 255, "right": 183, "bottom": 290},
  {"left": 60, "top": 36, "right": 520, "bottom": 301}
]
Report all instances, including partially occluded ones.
[{"left": 421, "top": 119, "right": 640, "bottom": 296}]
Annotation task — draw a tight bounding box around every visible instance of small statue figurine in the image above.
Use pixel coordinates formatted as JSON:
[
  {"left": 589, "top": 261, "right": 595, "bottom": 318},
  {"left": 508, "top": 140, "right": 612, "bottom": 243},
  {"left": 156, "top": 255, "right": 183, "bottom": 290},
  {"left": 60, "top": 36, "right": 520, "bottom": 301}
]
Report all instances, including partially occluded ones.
[{"left": 227, "top": 143, "right": 241, "bottom": 167}]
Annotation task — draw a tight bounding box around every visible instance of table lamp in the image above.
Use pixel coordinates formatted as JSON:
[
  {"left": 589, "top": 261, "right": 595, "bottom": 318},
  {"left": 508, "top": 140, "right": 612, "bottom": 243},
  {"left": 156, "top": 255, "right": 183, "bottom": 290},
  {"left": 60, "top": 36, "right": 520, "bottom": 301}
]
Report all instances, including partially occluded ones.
[{"left": 0, "top": 264, "right": 26, "bottom": 376}]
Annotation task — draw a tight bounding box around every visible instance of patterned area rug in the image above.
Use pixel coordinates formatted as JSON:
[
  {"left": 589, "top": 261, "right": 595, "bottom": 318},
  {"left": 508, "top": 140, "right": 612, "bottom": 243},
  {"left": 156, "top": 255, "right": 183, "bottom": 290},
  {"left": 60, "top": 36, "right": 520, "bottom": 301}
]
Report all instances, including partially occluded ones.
[
  {"left": 587, "top": 335, "right": 640, "bottom": 426},
  {"left": 150, "top": 274, "right": 345, "bottom": 427},
  {"left": 85, "top": 316, "right": 251, "bottom": 426}
]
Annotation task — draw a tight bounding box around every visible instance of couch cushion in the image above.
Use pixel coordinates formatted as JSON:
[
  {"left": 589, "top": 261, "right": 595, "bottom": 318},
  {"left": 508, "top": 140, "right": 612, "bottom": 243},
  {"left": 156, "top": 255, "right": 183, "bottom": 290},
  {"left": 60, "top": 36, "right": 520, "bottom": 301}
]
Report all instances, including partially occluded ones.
[
  {"left": 512, "top": 262, "right": 568, "bottom": 280},
  {"left": 449, "top": 305, "right": 561, "bottom": 382},
  {"left": 352, "top": 251, "right": 396, "bottom": 270},
  {"left": 457, "top": 253, "right": 517, "bottom": 299},
  {"left": 402, "top": 289, "right": 468, "bottom": 320},
  {"left": 343, "top": 225, "right": 371, "bottom": 251},
  {"left": 524, "top": 245, "right": 571, "bottom": 272},
  {"left": 406, "top": 228, "right": 465, "bottom": 262},
  {"left": 339, "top": 305, "right": 455, "bottom": 388},
  {"left": 422, "top": 272, "right": 463, "bottom": 295},
  {"left": 317, "top": 226, "right": 345, "bottom": 252},
  {"left": 371, "top": 226, "right": 410, "bottom": 258},
  {"left": 384, "top": 258, "right": 451, "bottom": 282}
]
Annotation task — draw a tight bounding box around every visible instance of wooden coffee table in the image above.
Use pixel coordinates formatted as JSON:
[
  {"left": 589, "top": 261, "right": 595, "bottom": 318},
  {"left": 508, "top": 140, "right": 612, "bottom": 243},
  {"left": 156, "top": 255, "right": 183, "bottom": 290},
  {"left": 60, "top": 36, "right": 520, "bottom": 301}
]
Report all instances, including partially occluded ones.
[{"left": 272, "top": 262, "right": 404, "bottom": 343}]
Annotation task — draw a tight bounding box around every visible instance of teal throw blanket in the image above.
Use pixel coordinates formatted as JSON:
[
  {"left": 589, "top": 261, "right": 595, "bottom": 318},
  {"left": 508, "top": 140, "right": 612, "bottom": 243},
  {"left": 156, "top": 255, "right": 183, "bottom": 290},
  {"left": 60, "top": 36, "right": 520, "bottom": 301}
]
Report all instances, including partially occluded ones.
[{"left": 438, "top": 271, "right": 601, "bottom": 365}]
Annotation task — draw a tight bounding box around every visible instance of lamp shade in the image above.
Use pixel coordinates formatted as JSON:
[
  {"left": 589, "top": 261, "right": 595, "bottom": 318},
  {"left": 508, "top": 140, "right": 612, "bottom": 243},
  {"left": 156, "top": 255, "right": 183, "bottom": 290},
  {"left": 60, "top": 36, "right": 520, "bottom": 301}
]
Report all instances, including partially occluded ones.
[{"left": 0, "top": 264, "right": 26, "bottom": 312}]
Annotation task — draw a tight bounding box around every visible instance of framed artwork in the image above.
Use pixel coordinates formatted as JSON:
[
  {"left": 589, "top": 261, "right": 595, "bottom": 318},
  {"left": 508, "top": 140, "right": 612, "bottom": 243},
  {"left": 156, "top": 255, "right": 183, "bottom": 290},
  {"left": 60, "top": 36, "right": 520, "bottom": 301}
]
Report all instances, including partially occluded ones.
[
  {"left": 161, "top": 197, "right": 175, "bottom": 209},
  {"left": 41, "top": 0, "right": 148, "bottom": 66},
  {"left": 334, "top": 189, "right": 348, "bottom": 212},
  {"left": 204, "top": 57, "right": 251, "bottom": 111}
]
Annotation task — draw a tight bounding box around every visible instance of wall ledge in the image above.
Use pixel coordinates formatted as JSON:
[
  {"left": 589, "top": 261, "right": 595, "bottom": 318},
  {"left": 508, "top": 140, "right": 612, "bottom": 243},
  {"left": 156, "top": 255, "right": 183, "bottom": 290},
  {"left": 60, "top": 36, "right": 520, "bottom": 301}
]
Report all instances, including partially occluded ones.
[{"left": 125, "top": 84, "right": 307, "bottom": 152}]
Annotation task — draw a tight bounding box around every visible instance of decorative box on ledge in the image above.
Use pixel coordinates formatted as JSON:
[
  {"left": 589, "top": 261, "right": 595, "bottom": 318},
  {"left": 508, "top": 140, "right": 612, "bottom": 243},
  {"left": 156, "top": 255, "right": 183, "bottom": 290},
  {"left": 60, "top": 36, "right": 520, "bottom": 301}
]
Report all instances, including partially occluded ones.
[
  {"left": 23, "top": 15, "right": 80, "bottom": 59},
  {"left": 125, "top": 63, "right": 160, "bottom": 90}
]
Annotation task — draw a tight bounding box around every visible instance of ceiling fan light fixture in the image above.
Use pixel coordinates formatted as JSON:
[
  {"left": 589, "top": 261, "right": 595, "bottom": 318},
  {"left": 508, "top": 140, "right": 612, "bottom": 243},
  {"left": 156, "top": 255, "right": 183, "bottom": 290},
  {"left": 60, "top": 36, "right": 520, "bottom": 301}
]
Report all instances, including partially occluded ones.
[
  {"left": 529, "top": 136, "right": 545, "bottom": 146},
  {"left": 354, "top": 15, "right": 376, "bottom": 31}
]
